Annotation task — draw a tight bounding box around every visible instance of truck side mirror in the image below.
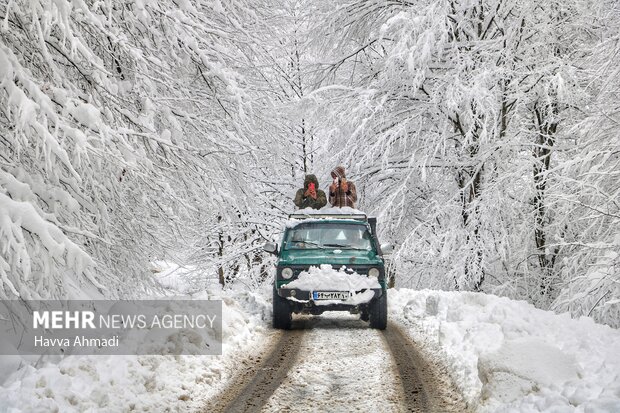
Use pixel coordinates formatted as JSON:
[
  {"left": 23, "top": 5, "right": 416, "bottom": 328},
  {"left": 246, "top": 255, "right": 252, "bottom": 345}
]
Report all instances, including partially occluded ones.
[
  {"left": 263, "top": 242, "right": 278, "bottom": 255},
  {"left": 380, "top": 243, "right": 394, "bottom": 255}
]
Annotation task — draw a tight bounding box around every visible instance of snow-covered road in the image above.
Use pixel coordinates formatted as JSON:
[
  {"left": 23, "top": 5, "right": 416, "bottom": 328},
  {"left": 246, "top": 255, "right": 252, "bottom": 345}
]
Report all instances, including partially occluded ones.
[
  {"left": 263, "top": 316, "right": 403, "bottom": 412},
  {"left": 3, "top": 277, "right": 620, "bottom": 412},
  {"left": 205, "top": 314, "right": 467, "bottom": 412}
]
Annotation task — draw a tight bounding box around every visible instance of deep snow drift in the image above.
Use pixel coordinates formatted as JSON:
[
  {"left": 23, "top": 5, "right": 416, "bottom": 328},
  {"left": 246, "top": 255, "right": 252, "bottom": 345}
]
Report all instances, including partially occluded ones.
[
  {"left": 2, "top": 267, "right": 620, "bottom": 412},
  {"left": 390, "top": 289, "right": 620, "bottom": 412},
  {"left": 0, "top": 264, "right": 273, "bottom": 412}
]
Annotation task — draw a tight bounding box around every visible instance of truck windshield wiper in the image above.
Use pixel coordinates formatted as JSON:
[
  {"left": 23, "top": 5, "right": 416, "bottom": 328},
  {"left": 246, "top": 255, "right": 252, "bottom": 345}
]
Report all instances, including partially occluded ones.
[
  {"left": 323, "top": 243, "right": 370, "bottom": 250},
  {"left": 323, "top": 243, "right": 352, "bottom": 248}
]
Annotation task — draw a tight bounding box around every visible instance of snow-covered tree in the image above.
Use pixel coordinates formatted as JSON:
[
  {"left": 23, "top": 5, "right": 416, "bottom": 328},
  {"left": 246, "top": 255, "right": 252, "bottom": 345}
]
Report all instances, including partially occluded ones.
[
  {"left": 304, "top": 0, "right": 619, "bottom": 325},
  {"left": 0, "top": 0, "right": 294, "bottom": 297}
]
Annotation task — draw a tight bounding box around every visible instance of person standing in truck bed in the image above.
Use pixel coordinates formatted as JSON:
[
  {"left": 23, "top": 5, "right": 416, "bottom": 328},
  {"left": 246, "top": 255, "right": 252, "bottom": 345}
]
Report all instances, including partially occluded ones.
[
  {"left": 329, "top": 166, "right": 357, "bottom": 208},
  {"left": 294, "top": 174, "right": 327, "bottom": 210}
]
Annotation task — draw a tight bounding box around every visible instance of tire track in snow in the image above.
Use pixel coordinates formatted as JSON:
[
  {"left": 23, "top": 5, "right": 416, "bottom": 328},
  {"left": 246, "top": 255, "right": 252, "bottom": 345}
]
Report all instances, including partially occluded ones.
[
  {"left": 262, "top": 315, "right": 403, "bottom": 412},
  {"left": 203, "top": 319, "right": 306, "bottom": 413},
  {"left": 382, "top": 323, "right": 469, "bottom": 412},
  {"left": 382, "top": 323, "right": 429, "bottom": 411},
  {"left": 205, "top": 315, "right": 467, "bottom": 412}
]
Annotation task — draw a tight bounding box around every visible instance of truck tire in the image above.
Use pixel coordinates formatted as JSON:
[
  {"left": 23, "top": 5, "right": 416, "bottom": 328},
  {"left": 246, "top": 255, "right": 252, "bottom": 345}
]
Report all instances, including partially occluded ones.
[
  {"left": 369, "top": 291, "right": 387, "bottom": 330},
  {"left": 273, "top": 287, "right": 292, "bottom": 330}
]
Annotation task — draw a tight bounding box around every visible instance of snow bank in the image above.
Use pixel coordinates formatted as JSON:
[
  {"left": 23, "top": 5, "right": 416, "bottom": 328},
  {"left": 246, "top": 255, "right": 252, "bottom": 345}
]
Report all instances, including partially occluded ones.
[
  {"left": 390, "top": 289, "right": 620, "bottom": 412},
  {"left": 0, "top": 267, "right": 272, "bottom": 412}
]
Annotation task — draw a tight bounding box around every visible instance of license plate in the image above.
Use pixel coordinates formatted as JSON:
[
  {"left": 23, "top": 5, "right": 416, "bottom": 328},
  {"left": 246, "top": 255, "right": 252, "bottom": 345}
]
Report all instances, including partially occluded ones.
[{"left": 312, "top": 291, "right": 351, "bottom": 300}]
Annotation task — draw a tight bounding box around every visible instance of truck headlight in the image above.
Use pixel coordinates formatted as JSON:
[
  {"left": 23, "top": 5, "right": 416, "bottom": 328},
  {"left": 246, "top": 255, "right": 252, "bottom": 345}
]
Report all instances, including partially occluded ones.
[
  {"left": 282, "top": 268, "right": 294, "bottom": 279},
  {"left": 368, "top": 268, "right": 380, "bottom": 277}
]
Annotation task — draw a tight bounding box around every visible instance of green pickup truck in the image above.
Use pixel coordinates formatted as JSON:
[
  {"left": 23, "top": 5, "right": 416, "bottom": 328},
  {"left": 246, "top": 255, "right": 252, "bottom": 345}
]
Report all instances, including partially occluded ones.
[{"left": 263, "top": 212, "right": 393, "bottom": 330}]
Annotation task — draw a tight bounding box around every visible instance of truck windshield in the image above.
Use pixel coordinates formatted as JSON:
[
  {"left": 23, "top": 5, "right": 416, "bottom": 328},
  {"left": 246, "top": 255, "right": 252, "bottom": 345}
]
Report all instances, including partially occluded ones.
[{"left": 284, "top": 223, "right": 373, "bottom": 251}]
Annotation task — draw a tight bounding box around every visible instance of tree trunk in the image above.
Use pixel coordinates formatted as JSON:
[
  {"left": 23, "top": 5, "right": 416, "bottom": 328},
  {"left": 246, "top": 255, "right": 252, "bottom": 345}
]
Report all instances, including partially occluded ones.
[
  {"left": 533, "top": 101, "right": 558, "bottom": 296},
  {"left": 452, "top": 114, "right": 485, "bottom": 291}
]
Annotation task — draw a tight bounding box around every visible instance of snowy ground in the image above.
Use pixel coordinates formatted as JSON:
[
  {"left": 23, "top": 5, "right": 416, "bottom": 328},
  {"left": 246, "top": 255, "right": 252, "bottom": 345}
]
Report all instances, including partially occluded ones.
[
  {"left": 2, "top": 266, "right": 620, "bottom": 412},
  {"left": 390, "top": 289, "right": 620, "bottom": 412},
  {"left": 262, "top": 315, "right": 403, "bottom": 412},
  {"left": 0, "top": 264, "right": 273, "bottom": 412}
]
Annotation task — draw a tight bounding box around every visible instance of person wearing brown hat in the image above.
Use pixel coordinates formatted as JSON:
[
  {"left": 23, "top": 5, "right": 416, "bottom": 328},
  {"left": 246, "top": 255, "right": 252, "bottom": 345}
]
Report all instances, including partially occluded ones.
[{"left": 329, "top": 166, "right": 357, "bottom": 208}]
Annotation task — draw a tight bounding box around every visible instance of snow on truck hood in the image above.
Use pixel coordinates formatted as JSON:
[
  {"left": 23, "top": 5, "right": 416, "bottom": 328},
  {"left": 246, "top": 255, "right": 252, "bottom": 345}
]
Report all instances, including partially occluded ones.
[{"left": 282, "top": 264, "right": 380, "bottom": 291}]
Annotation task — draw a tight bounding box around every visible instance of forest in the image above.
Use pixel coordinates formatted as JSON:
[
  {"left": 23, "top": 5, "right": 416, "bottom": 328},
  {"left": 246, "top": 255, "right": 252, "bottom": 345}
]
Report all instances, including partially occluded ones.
[{"left": 1, "top": 0, "right": 619, "bottom": 327}]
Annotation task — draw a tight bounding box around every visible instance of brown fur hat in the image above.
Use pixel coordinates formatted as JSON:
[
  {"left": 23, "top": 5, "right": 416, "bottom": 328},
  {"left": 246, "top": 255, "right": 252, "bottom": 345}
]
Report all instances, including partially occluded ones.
[{"left": 330, "top": 166, "right": 346, "bottom": 179}]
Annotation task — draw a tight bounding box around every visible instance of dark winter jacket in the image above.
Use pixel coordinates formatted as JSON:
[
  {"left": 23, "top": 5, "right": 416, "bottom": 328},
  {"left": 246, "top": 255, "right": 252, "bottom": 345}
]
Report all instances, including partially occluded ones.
[
  {"left": 329, "top": 166, "right": 357, "bottom": 208},
  {"left": 294, "top": 174, "right": 327, "bottom": 210}
]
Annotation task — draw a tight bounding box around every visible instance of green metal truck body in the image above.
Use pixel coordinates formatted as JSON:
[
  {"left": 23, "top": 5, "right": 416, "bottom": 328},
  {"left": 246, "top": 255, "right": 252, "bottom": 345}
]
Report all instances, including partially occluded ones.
[{"left": 264, "top": 214, "right": 389, "bottom": 330}]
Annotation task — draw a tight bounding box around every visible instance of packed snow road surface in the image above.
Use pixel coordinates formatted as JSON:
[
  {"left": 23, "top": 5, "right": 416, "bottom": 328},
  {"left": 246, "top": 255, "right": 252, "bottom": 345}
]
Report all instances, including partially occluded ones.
[{"left": 204, "top": 314, "right": 467, "bottom": 412}]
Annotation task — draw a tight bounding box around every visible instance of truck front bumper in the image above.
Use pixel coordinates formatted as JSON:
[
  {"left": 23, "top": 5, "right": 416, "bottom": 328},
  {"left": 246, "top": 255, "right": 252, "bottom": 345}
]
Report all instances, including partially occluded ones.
[{"left": 277, "top": 287, "right": 383, "bottom": 302}]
